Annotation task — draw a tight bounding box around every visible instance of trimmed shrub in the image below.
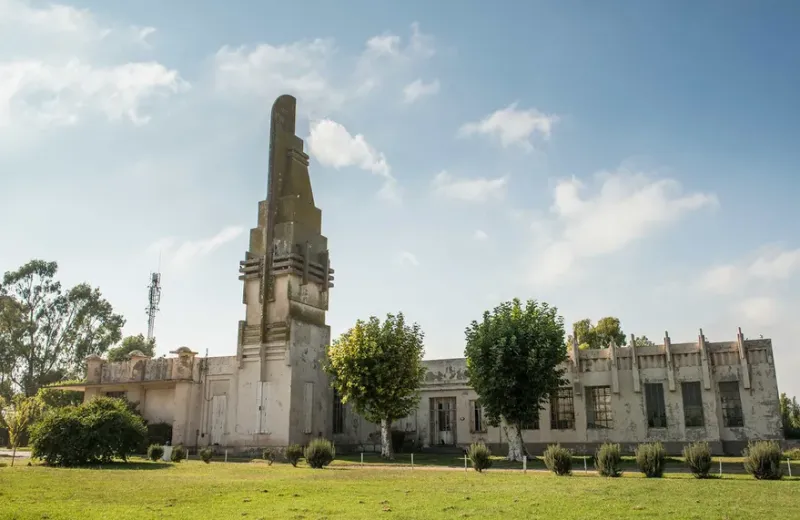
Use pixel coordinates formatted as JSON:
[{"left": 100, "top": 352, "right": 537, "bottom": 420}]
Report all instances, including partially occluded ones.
[
  {"left": 199, "top": 448, "right": 213, "bottom": 464},
  {"left": 743, "top": 441, "right": 783, "bottom": 480},
  {"left": 286, "top": 444, "right": 304, "bottom": 467},
  {"left": 784, "top": 447, "right": 800, "bottom": 461},
  {"left": 467, "top": 442, "right": 493, "bottom": 472},
  {"left": 170, "top": 445, "right": 187, "bottom": 463},
  {"left": 635, "top": 442, "right": 666, "bottom": 478},
  {"left": 262, "top": 448, "right": 276, "bottom": 465},
  {"left": 683, "top": 442, "right": 712, "bottom": 478},
  {"left": 304, "top": 438, "right": 335, "bottom": 469},
  {"left": 391, "top": 430, "right": 406, "bottom": 454},
  {"left": 595, "top": 443, "right": 623, "bottom": 477},
  {"left": 29, "top": 396, "right": 146, "bottom": 467},
  {"left": 543, "top": 444, "right": 572, "bottom": 476},
  {"left": 147, "top": 444, "right": 165, "bottom": 462}
]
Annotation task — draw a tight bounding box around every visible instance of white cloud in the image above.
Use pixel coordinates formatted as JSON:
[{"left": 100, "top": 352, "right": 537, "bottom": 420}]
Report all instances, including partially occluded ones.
[
  {"left": 473, "top": 230, "right": 489, "bottom": 241},
  {"left": 397, "top": 251, "right": 419, "bottom": 267},
  {"left": 736, "top": 296, "right": 780, "bottom": 327},
  {"left": 431, "top": 171, "right": 507, "bottom": 203},
  {"left": 458, "top": 102, "right": 558, "bottom": 151},
  {"left": 308, "top": 118, "right": 399, "bottom": 202},
  {"left": 151, "top": 226, "right": 244, "bottom": 269},
  {"left": 530, "top": 167, "right": 718, "bottom": 285},
  {"left": 698, "top": 265, "right": 741, "bottom": 294},
  {"left": 698, "top": 246, "right": 800, "bottom": 295},
  {"left": 403, "top": 78, "right": 440, "bottom": 103}
]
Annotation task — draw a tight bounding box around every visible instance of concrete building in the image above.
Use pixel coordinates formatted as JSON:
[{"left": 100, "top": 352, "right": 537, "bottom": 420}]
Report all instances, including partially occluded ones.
[{"left": 55, "top": 95, "right": 784, "bottom": 456}]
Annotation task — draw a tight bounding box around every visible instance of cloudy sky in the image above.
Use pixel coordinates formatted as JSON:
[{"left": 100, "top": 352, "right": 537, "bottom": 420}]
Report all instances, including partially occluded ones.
[{"left": 1, "top": 0, "right": 799, "bottom": 396}]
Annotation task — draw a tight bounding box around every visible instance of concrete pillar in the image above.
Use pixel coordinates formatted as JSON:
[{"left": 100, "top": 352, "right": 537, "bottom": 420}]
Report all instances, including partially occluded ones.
[
  {"left": 630, "top": 333, "right": 641, "bottom": 393},
  {"left": 698, "top": 329, "right": 712, "bottom": 390},
  {"left": 85, "top": 354, "right": 104, "bottom": 384},
  {"left": 571, "top": 336, "right": 582, "bottom": 396},
  {"left": 736, "top": 327, "right": 752, "bottom": 390},
  {"left": 663, "top": 331, "right": 676, "bottom": 392},
  {"left": 172, "top": 382, "right": 192, "bottom": 446},
  {"left": 169, "top": 347, "right": 197, "bottom": 380},
  {"left": 609, "top": 340, "right": 620, "bottom": 394}
]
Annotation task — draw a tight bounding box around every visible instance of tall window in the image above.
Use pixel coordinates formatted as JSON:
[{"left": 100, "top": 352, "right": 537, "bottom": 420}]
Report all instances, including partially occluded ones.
[
  {"left": 470, "top": 400, "right": 486, "bottom": 433},
  {"left": 550, "top": 387, "right": 575, "bottom": 430},
  {"left": 681, "top": 381, "right": 704, "bottom": 427},
  {"left": 332, "top": 388, "right": 345, "bottom": 434},
  {"left": 105, "top": 391, "right": 125, "bottom": 399},
  {"left": 586, "top": 386, "right": 613, "bottom": 429},
  {"left": 645, "top": 383, "right": 667, "bottom": 428},
  {"left": 719, "top": 381, "right": 744, "bottom": 427},
  {"left": 521, "top": 410, "right": 540, "bottom": 430}
]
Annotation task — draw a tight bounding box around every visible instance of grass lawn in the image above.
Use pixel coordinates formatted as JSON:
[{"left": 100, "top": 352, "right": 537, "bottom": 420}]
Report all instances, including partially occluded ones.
[{"left": 1, "top": 459, "right": 798, "bottom": 519}]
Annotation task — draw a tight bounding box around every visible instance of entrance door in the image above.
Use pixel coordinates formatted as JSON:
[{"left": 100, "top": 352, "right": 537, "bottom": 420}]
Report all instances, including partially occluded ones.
[
  {"left": 429, "top": 397, "right": 457, "bottom": 445},
  {"left": 210, "top": 395, "right": 227, "bottom": 445}
]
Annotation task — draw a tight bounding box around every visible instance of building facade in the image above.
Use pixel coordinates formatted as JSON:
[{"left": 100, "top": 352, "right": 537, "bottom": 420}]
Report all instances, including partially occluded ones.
[{"left": 55, "top": 95, "right": 784, "bottom": 456}]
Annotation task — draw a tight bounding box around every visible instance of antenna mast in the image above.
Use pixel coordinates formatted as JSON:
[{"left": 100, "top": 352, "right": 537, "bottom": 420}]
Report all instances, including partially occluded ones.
[{"left": 146, "top": 271, "right": 162, "bottom": 342}]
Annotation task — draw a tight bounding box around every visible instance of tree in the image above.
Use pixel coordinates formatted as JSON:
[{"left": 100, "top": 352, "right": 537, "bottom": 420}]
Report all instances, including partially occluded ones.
[
  {"left": 106, "top": 334, "right": 156, "bottom": 362},
  {"left": 1, "top": 396, "right": 39, "bottom": 466},
  {"left": 0, "top": 260, "right": 124, "bottom": 396},
  {"left": 465, "top": 298, "right": 567, "bottom": 461},
  {"left": 632, "top": 335, "right": 656, "bottom": 348},
  {"left": 569, "top": 316, "right": 626, "bottom": 349},
  {"left": 326, "top": 313, "right": 426, "bottom": 460},
  {"left": 780, "top": 393, "right": 800, "bottom": 438}
]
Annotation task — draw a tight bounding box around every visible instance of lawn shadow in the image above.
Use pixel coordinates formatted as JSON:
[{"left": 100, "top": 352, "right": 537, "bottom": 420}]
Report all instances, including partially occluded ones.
[{"left": 75, "top": 462, "right": 173, "bottom": 471}]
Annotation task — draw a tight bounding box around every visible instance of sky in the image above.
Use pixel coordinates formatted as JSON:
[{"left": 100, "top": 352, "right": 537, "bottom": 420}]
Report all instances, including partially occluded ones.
[{"left": 1, "top": 0, "right": 799, "bottom": 397}]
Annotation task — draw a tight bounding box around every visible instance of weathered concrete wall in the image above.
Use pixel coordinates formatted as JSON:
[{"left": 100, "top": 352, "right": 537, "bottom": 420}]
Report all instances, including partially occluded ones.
[{"left": 288, "top": 317, "right": 332, "bottom": 444}]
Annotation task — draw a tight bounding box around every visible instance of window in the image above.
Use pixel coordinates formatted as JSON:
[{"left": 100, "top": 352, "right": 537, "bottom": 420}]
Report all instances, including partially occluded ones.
[
  {"left": 550, "top": 387, "right": 575, "bottom": 430},
  {"left": 332, "top": 388, "right": 345, "bottom": 434},
  {"left": 681, "top": 381, "right": 704, "bottom": 427},
  {"left": 719, "top": 381, "right": 744, "bottom": 427},
  {"left": 470, "top": 400, "right": 486, "bottom": 433},
  {"left": 586, "top": 386, "right": 613, "bottom": 429},
  {"left": 105, "top": 391, "right": 125, "bottom": 399},
  {"left": 521, "top": 411, "right": 540, "bottom": 430},
  {"left": 645, "top": 383, "right": 668, "bottom": 428}
]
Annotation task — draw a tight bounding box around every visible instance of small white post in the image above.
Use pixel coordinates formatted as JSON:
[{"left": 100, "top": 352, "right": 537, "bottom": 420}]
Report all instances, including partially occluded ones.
[
  {"left": 411, "top": 453, "right": 414, "bottom": 469},
  {"left": 464, "top": 454, "right": 468, "bottom": 472},
  {"left": 584, "top": 457, "right": 588, "bottom": 472},
  {"left": 523, "top": 456, "right": 527, "bottom": 473},
  {"left": 788, "top": 458, "right": 792, "bottom": 478},
  {"left": 360, "top": 452, "right": 364, "bottom": 467},
  {"left": 225, "top": 449, "right": 228, "bottom": 463},
  {"left": 718, "top": 459, "right": 722, "bottom": 477}
]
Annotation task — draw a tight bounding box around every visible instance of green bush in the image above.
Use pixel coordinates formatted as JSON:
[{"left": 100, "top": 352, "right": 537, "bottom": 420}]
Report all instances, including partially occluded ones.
[
  {"left": 783, "top": 447, "right": 800, "bottom": 461},
  {"left": 262, "top": 448, "right": 276, "bottom": 465},
  {"left": 391, "top": 430, "right": 406, "bottom": 454},
  {"left": 595, "top": 443, "right": 623, "bottom": 477},
  {"left": 683, "top": 442, "right": 712, "bottom": 478},
  {"left": 170, "top": 445, "right": 187, "bottom": 463},
  {"left": 304, "top": 438, "right": 335, "bottom": 469},
  {"left": 467, "top": 442, "right": 493, "bottom": 472},
  {"left": 743, "top": 441, "right": 783, "bottom": 480},
  {"left": 199, "top": 448, "right": 213, "bottom": 464},
  {"left": 147, "top": 444, "right": 165, "bottom": 462},
  {"left": 635, "top": 442, "right": 666, "bottom": 478},
  {"left": 29, "top": 397, "right": 147, "bottom": 467},
  {"left": 286, "top": 444, "right": 304, "bottom": 467},
  {"left": 542, "top": 444, "right": 572, "bottom": 476}
]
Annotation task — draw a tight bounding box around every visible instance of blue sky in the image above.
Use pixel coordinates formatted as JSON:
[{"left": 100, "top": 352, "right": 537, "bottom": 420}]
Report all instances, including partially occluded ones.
[{"left": 1, "top": 0, "right": 799, "bottom": 396}]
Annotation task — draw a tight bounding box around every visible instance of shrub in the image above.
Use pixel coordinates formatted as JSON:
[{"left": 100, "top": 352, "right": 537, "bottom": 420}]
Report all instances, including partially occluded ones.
[
  {"left": 286, "top": 444, "right": 304, "bottom": 467},
  {"left": 635, "top": 442, "right": 666, "bottom": 478},
  {"left": 171, "top": 445, "right": 187, "bottom": 463},
  {"left": 29, "top": 397, "right": 146, "bottom": 467},
  {"left": 304, "top": 438, "right": 335, "bottom": 469},
  {"left": 147, "top": 444, "right": 165, "bottom": 462},
  {"left": 743, "top": 441, "right": 783, "bottom": 480},
  {"left": 542, "top": 444, "right": 572, "bottom": 476},
  {"left": 199, "top": 448, "right": 213, "bottom": 464},
  {"left": 391, "top": 430, "right": 406, "bottom": 454},
  {"left": 467, "top": 442, "right": 493, "bottom": 472},
  {"left": 595, "top": 443, "right": 623, "bottom": 477},
  {"left": 262, "top": 448, "right": 276, "bottom": 465},
  {"left": 683, "top": 442, "right": 712, "bottom": 478},
  {"left": 784, "top": 447, "right": 800, "bottom": 461}
]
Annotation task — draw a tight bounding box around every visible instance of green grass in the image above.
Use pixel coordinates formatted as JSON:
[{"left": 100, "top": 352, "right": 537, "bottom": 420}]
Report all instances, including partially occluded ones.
[{"left": 1, "top": 459, "right": 797, "bottom": 519}]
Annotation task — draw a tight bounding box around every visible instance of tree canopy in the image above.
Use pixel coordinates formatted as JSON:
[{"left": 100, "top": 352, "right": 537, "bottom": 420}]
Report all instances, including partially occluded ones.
[
  {"left": 106, "top": 334, "right": 156, "bottom": 362},
  {"left": 326, "top": 313, "right": 426, "bottom": 459},
  {"left": 464, "top": 298, "right": 567, "bottom": 461},
  {"left": 0, "top": 260, "right": 124, "bottom": 396},
  {"left": 569, "top": 316, "right": 627, "bottom": 349}
]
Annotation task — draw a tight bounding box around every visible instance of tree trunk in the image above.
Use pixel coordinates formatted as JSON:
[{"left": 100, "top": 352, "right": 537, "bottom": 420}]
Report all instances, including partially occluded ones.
[
  {"left": 10, "top": 444, "right": 16, "bottom": 467},
  {"left": 380, "top": 418, "right": 394, "bottom": 460},
  {"left": 504, "top": 424, "right": 525, "bottom": 462}
]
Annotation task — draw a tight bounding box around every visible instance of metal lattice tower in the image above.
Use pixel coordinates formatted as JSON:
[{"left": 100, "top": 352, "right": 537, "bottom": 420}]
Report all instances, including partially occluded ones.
[{"left": 145, "top": 272, "right": 162, "bottom": 342}]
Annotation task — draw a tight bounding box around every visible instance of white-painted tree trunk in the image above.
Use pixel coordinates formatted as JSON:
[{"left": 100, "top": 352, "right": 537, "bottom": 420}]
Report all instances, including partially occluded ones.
[
  {"left": 380, "top": 418, "right": 394, "bottom": 459},
  {"left": 504, "top": 424, "right": 525, "bottom": 462}
]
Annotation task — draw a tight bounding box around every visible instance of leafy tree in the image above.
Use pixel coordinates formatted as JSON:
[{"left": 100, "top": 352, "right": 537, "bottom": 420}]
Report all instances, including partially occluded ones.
[
  {"left": 780, "top": 393, "right": 800, "bottom": 438},
  {"left": 1, "top": 396, "right": 39, "bottom": 465},
  {"left": 569, "top": 316, "right": 626, "bottom": 349},
  {"left": 326, "top": 313, "right": 425, "bottom": 460},
  {"left": 632, "top": 335, "right": 656, "bottom": 348},
  {"left": 106, "top": 334, "right": 156, "bottom": 362},
  {"left": 0, "top": 260, "right": 124, "bottom": 396},
  {"left": 465, "top": 299, "right": 567, "bottom": 461},
  {"left": 571, "top": 318, "right": 595, "bottom": 349}
]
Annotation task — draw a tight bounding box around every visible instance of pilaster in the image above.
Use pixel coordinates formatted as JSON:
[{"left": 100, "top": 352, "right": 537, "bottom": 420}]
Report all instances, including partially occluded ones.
[
  {"left": 736, "top": 327, "right": 752, "bottom": 390},
  {"left": 663, "top": 331, "right": 676, "bottom": 391},
  {"left": 629, "top": 333, "right": 641, "bottom": 393},
  {"left": 698, "top": 329, "right": 712, "bottom": 390},
  {"left": 609, "top": 339, "right": 620, "bottom": 394}
]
